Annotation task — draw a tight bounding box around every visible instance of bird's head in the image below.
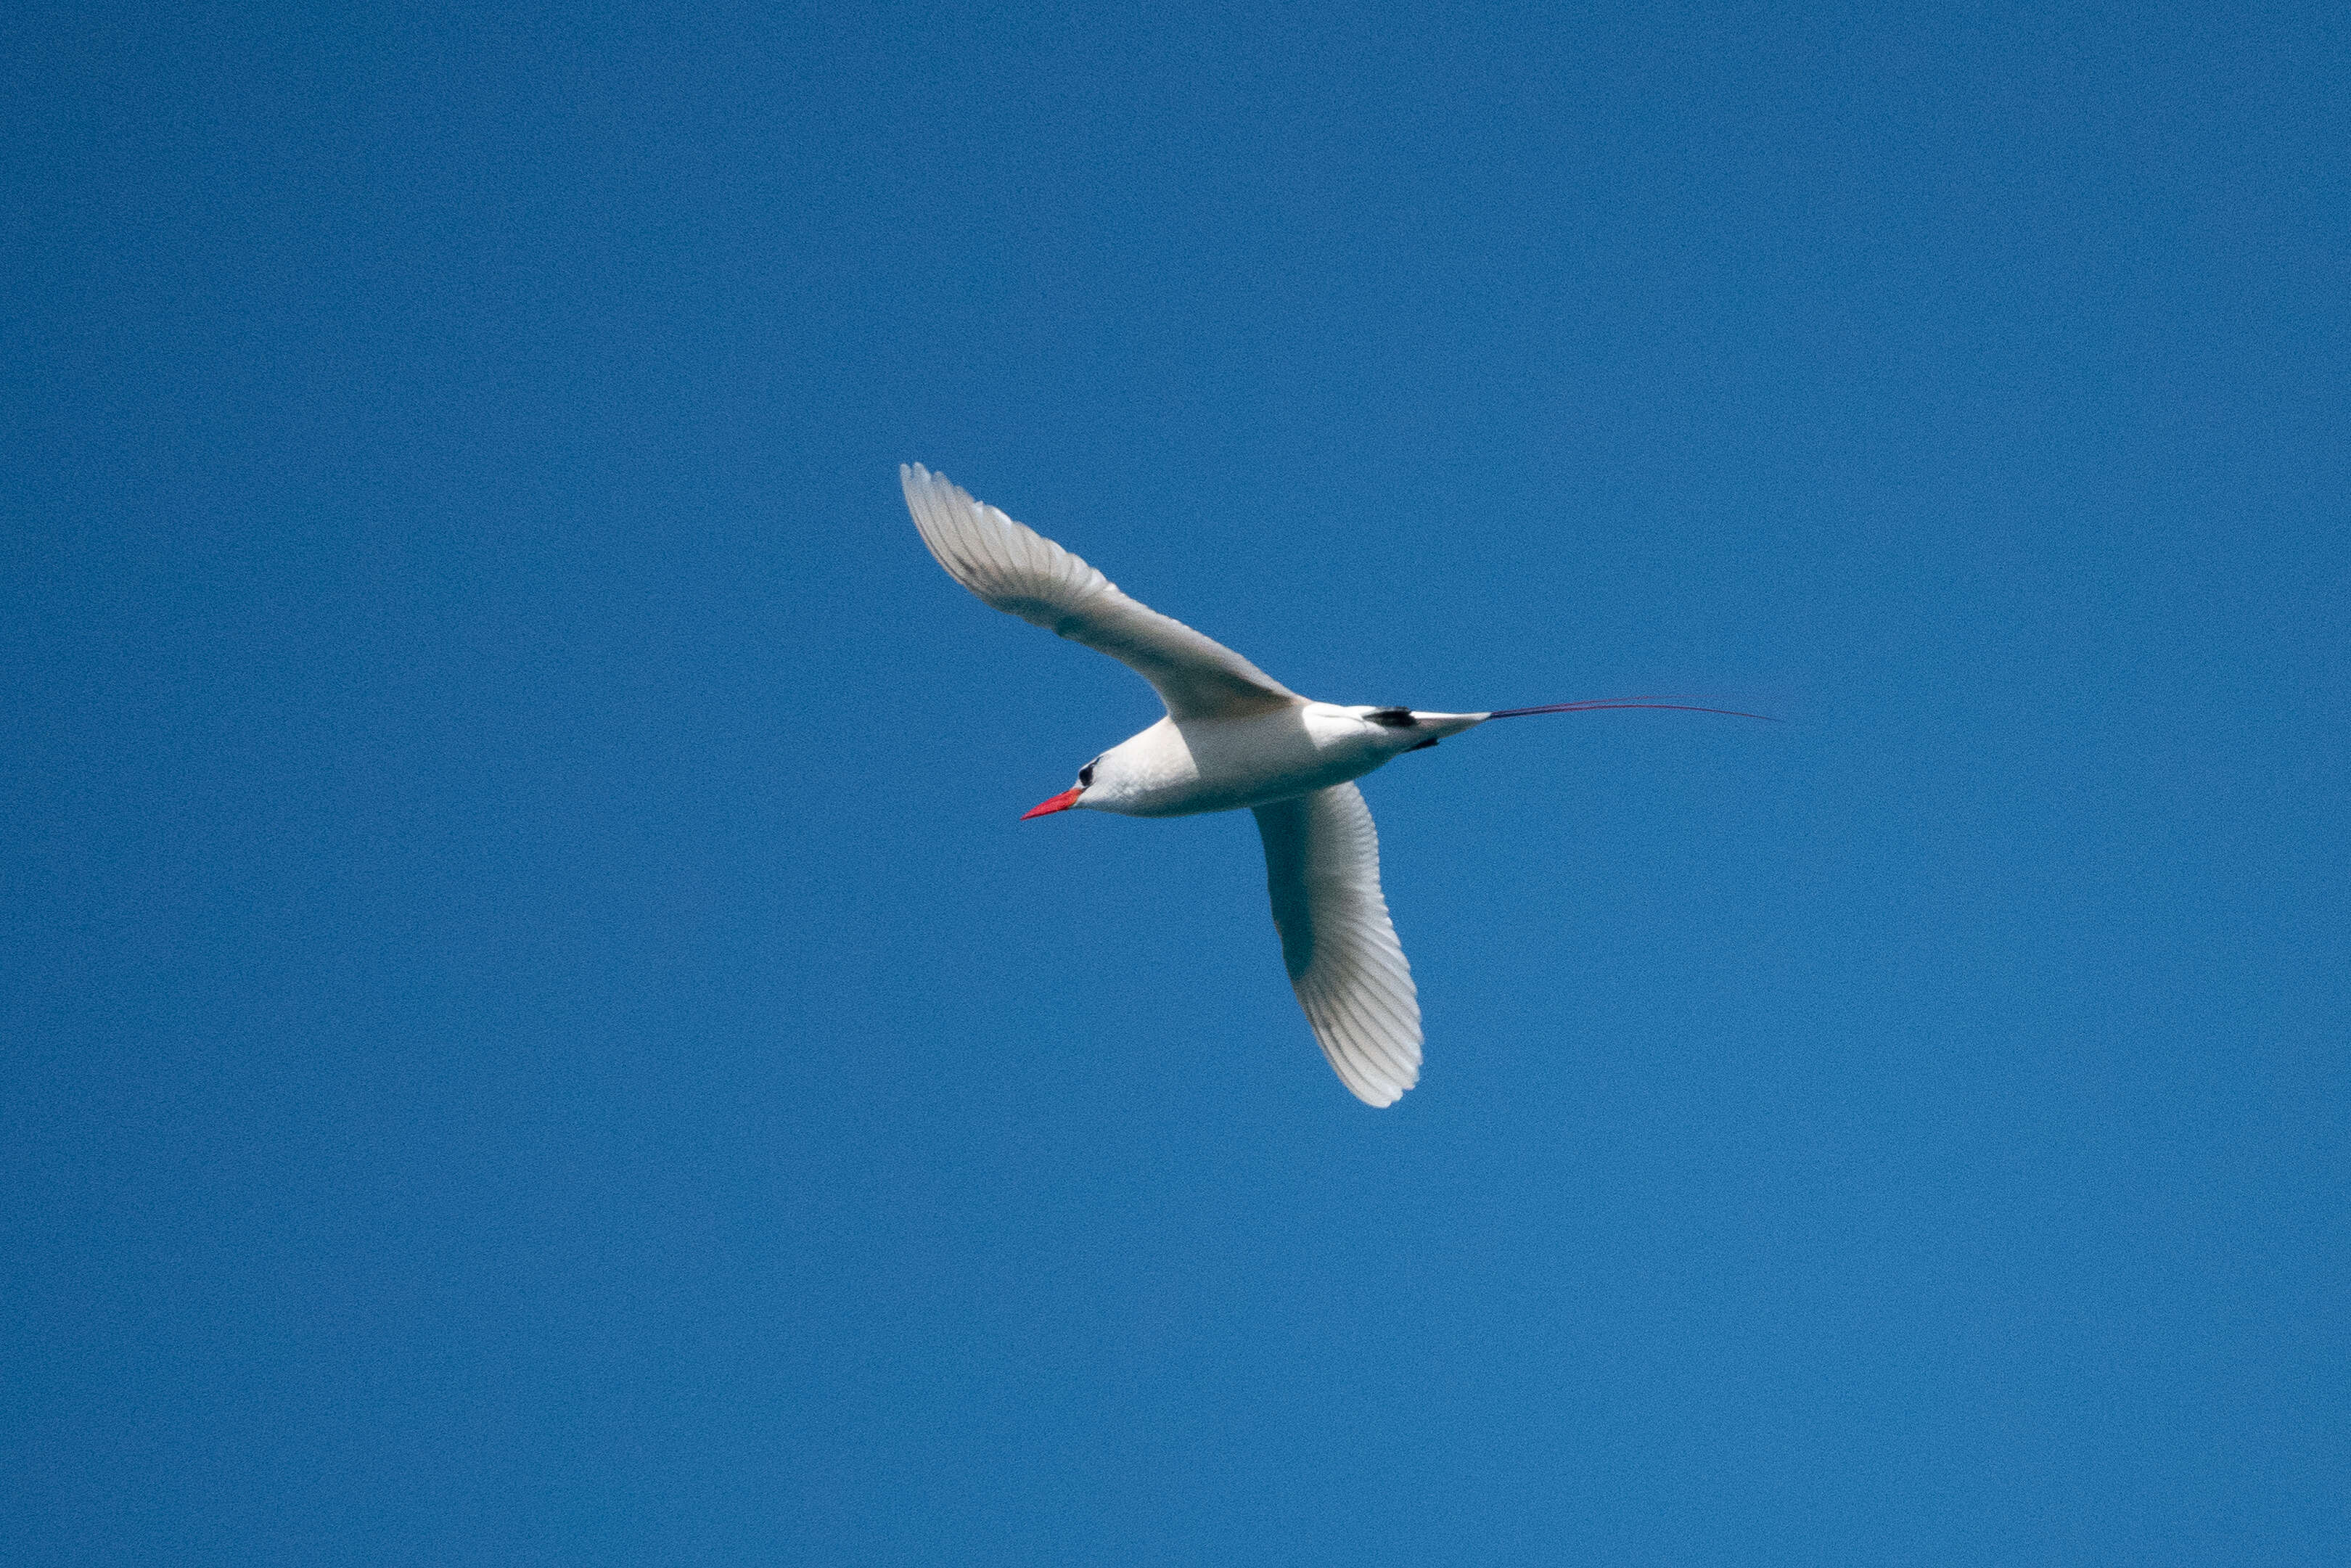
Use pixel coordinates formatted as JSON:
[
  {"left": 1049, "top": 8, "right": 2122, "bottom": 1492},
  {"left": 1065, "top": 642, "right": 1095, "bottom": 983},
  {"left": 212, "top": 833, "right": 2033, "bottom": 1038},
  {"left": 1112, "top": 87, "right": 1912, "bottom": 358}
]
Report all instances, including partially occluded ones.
[{"left": 1020, "top": 755, "right": 1101, "bottom": 818}]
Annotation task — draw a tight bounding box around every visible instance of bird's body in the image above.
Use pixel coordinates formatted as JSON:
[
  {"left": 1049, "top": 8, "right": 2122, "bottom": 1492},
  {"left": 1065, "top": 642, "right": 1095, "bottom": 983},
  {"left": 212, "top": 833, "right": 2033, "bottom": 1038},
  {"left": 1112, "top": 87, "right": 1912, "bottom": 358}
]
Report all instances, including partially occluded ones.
[
  {"left": 1075, "top": 705, "right": 1488, "bottom": 819},
  {"left": 898, "top": 462, "right": 1761, "bottom": 1107}
]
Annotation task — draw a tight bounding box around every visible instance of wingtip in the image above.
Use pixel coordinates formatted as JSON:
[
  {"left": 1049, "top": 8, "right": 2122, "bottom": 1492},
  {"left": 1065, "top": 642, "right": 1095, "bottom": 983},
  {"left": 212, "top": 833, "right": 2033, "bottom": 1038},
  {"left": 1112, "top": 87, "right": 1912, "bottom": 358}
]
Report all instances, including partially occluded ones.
[
  {"left": 901, "top": 462, "right": 975, "bottom": 514},
  {"left": 1348, "top": 1078, "right": 1412, "bottom": 1109}
]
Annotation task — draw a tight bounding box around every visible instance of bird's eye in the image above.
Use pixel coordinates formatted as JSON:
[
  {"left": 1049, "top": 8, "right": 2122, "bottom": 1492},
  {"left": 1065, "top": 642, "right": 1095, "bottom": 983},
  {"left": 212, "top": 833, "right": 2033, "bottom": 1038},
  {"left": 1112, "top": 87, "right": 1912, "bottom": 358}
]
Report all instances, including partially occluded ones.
[{"left": 1078, "top": 761, "right": 1096, "bottom": 787}]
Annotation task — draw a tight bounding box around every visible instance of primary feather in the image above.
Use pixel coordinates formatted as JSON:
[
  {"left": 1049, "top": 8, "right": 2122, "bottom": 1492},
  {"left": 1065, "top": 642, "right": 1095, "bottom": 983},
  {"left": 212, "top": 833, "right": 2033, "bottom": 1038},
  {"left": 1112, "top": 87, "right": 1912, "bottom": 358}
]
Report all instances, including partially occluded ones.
[{"left": 900, "top": 464, "right": 1300, "bottom": 721}]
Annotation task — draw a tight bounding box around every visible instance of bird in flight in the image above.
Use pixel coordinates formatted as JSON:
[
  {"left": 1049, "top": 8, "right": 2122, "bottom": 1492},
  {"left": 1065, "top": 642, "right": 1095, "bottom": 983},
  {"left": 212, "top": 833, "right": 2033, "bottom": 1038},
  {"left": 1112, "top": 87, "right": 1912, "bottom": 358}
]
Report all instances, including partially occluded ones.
[{"left": 900, "top": 464, "right": 1765, "bottom": 1107}]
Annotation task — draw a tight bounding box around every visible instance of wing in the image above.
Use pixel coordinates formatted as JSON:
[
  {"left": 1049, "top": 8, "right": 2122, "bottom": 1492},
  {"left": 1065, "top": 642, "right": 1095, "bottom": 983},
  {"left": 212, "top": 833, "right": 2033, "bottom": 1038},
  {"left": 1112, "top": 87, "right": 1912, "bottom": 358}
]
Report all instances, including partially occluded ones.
[
  {"left": 901, "top": 464, "right": 1301, "bottom": 721},
  {"left": 1252, "top": 783, "right": 1423, "bottom": 1107}
]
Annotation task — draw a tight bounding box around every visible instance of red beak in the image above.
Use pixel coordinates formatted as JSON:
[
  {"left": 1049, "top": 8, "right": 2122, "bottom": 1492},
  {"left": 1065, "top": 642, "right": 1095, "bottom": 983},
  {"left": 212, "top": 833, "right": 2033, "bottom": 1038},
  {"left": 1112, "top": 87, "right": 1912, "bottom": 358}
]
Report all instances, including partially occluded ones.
[{"left": 1020, "top": 786, "right": 1086, "bottom": 820}]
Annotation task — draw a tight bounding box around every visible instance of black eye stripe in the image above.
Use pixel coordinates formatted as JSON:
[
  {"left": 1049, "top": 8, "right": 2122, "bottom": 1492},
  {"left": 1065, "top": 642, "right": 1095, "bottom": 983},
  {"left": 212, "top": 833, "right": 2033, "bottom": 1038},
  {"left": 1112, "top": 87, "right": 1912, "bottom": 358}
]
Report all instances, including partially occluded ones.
[{"left": 1079, "top": 761, "right": 1096, "bottom": 786}]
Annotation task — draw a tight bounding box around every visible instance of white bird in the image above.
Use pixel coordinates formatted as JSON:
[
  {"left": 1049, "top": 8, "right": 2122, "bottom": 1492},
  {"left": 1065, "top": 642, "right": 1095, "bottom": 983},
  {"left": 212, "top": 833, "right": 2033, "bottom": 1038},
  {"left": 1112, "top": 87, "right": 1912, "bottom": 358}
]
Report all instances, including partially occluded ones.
[{"left": 901, "top": 463, "right": 1765, "bottom": 1107}]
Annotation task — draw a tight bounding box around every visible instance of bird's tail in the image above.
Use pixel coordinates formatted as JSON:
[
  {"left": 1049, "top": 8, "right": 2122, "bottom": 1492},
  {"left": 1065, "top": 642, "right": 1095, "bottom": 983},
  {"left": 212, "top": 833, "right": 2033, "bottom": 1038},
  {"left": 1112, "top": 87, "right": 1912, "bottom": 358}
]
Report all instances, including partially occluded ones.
[{"left": 1481, "top": 697, "right": 1777, "bottom": 721}]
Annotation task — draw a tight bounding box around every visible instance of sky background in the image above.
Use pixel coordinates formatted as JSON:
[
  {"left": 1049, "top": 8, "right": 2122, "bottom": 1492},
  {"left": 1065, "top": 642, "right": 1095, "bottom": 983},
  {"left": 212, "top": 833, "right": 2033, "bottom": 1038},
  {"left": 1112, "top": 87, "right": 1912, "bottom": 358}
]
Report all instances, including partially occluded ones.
[{"left": 6, "top": 2, "right": 2347, "bottom": 1563}]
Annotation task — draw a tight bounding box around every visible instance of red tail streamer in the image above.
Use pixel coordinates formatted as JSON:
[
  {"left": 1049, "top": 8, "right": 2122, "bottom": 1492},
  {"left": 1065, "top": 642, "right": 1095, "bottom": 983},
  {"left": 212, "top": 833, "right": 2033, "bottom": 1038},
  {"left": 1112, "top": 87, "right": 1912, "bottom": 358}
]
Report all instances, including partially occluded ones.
[{"left": 1484, "top": 699, "right": 1778, "bottom": 721}]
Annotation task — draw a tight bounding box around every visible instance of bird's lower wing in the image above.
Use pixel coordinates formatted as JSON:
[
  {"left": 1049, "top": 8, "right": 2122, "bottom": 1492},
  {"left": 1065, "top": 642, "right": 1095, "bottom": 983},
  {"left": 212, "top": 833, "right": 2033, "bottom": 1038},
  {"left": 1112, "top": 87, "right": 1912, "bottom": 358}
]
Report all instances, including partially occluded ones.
[
  {"left": 1252, "top": 784, "right": 1422, "bottom": 1107},
  {"left": 901, "top": 464, "right": 1301, "bottom": 721}
]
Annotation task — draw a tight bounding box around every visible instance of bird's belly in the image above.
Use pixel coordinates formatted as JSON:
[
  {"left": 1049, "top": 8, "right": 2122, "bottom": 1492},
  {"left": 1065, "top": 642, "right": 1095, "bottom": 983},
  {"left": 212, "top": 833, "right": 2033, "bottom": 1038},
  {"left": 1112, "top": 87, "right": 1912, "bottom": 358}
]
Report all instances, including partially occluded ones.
[{"left": 1107, "top": 711, "right": 1382, "bottom": 818}]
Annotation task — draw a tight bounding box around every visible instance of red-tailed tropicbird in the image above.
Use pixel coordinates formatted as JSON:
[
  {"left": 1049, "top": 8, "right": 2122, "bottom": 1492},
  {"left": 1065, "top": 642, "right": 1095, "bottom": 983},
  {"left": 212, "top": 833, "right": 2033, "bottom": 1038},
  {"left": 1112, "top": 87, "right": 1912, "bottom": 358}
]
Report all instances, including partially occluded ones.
[{"left": 901, "top": 463, "right": 1765, "bottom": 1107}]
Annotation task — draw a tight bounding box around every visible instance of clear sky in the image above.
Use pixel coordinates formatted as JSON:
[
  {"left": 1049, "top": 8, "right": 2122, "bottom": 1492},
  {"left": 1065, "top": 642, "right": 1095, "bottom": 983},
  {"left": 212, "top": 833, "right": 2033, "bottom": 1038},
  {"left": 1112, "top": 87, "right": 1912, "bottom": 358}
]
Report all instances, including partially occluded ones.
[{"left": 6, "top": 3, "right": 2346, "bottom": 1563}]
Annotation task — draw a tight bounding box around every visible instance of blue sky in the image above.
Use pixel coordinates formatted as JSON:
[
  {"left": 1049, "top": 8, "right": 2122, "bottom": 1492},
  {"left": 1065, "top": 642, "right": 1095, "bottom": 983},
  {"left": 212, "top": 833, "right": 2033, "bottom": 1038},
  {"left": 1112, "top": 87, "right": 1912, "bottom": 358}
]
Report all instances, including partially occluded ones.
[{"left": 6, "top": 2, "right": 2346, "bottom": 1563}]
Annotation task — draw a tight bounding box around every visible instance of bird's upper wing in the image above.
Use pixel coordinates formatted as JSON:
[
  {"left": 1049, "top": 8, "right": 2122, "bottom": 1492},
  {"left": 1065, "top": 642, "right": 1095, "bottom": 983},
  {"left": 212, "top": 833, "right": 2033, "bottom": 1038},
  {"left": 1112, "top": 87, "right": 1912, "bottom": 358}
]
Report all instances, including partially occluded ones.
[
  {"left": 901, "top": 464, "right": 1301, "bottom": 720},
  {"left": 1252, "top": 783, "right": 1422, "bottom": 1107}
]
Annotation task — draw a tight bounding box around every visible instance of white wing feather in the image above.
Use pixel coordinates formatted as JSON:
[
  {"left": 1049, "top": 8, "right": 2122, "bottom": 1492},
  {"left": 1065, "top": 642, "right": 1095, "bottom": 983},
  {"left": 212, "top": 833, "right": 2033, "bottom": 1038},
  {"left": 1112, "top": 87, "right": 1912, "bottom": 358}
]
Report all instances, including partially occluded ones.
[
  {"left": 1253, "top": 784, "right": 1423, "bottom": 1107},
  {"left": 901, "top": 464, "right": 1300, "bottom": 720}
]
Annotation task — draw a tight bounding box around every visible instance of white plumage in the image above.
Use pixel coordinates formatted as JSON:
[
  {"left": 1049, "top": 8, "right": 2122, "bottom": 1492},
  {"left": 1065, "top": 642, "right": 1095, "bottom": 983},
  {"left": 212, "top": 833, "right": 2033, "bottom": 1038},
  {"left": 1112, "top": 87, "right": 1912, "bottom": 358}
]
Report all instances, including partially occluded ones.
[
  {"left": 900, "top": 464, "right": 1298, "bottom": 720},
  {"left": 1254, "top": 783, "right": 1421, "bottom": 1106},
  {"left": 898, "top": 463, "right": 1765, "bottom": 1105}
]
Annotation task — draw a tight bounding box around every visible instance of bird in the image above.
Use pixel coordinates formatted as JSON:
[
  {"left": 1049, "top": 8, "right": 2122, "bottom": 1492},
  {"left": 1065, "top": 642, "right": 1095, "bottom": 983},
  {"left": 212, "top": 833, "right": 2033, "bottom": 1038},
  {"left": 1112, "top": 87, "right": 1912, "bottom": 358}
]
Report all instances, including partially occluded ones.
[{"left": 900, "top": 463, "right": 1765, "bottom": 1107}]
